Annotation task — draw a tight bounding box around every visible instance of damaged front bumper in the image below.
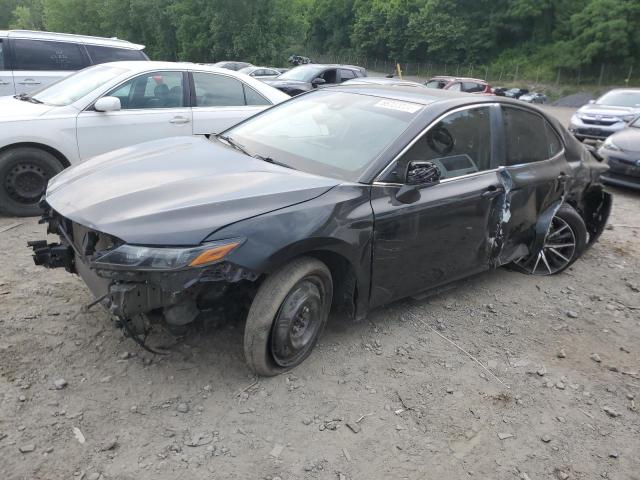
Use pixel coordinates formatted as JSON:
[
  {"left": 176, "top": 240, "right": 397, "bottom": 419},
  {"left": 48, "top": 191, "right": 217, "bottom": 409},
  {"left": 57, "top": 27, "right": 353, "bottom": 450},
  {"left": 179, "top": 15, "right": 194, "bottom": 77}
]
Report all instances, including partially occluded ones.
[{"left": 29, "top": 208, "right": 259, "bottom": 332}]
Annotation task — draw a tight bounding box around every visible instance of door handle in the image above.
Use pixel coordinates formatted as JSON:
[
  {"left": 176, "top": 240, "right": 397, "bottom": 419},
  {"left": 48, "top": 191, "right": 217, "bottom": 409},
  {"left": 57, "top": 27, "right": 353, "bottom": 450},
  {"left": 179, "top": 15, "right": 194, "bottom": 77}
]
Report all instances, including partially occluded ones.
[
  {"left": 481, "top": 185, "right": 505, "bottom": 198},
  {"left": 0, "top": 80, "right": 10, "bottom": 85},
  {"left": 169, "top": 116, "right": 190, "bottom": 125},
  {"left": 18, "top": 80, "right": 41, "bottom": 85},
  {"left": 557, "top": 172, "right": 568, "bottom": 182}
]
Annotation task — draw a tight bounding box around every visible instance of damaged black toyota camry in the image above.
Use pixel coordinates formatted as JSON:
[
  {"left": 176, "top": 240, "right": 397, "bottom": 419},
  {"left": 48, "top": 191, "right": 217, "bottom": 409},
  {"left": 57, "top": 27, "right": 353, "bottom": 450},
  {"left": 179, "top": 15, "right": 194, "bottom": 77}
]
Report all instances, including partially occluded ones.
[{"left": 30, "top": 86, "right": 612, "bottom": 375}]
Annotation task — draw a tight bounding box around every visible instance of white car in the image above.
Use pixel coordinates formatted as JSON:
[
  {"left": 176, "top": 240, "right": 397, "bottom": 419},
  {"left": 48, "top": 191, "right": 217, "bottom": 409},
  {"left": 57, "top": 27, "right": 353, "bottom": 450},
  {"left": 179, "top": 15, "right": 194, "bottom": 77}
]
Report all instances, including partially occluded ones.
[
  {"left": 0, "top": 61, "right": 289, "bottom": 216},
  {"left": 239, "top": 66, "right": 283, "bottom": 80}
]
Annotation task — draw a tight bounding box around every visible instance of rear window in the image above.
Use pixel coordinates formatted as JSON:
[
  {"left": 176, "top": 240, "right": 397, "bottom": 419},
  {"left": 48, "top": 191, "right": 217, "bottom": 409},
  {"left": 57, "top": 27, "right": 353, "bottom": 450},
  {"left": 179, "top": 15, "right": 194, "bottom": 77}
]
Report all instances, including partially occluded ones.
[
  {"left": 12, "top": 39, "right": 88, "bottom": 71},
  {"left": 86, "top": 45, "right": 146, "bottom": 64}
]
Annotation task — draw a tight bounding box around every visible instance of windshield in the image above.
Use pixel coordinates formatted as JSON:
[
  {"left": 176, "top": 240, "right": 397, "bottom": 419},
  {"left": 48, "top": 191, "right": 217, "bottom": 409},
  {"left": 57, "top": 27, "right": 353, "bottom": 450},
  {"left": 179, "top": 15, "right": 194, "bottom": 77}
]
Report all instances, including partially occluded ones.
[
  {"left": 277, "top": 65, "right": 323, "bottom": 82},
  {"left": 238, "top": 67, "right": 254, "bottom": 74},
  {"left": 224, "top": 90, "right": 423, "bottom": 181},
  {"left": 32, "top": 65, "right": 129, "bottom": 106},
  {"left": 596, "top": 90, "right": 640, "bottom": 108}
]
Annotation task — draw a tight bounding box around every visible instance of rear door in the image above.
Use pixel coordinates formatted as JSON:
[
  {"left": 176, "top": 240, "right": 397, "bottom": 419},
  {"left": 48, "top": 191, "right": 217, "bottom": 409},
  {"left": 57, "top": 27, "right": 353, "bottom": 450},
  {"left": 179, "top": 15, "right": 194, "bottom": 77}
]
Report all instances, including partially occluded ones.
[
  {"left": 0, "top": 38, "right": 15, "bottom": 96},
  {"left": 190, "top": 71, "right": 271, "bottom": 135},
  {"left": 11, "top": 38, "right": 89, "bottom": 94},
  {"left": 495, "top": 105, "right": 570, "bottom": 265},
  {"left": 76, "top": 70, "right": 192, "bottom": 159}
]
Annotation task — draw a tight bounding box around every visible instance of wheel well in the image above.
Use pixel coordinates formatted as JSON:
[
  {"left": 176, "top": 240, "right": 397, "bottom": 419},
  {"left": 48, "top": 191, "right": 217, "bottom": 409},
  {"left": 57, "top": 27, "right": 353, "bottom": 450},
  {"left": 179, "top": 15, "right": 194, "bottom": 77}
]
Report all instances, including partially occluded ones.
[
  {"left": 0, "top": 143, "right": 70, "bottom": 168},
  {"left": 306, "top": 250, "right": 358, "bottom": 319}
]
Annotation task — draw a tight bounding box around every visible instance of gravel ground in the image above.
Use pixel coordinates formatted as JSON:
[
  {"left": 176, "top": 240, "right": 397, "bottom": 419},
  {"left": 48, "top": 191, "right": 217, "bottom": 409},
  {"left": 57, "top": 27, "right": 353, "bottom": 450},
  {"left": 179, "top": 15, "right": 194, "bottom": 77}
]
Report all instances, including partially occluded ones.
[{"left": 1, "top": 109, "right": 639, "bottom": 480}]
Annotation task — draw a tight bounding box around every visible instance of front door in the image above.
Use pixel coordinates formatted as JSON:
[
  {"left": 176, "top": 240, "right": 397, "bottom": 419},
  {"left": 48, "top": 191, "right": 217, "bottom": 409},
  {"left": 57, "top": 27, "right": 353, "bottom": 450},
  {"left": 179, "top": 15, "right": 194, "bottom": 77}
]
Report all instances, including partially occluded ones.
[
  {"left": 190, "top": 71, "right": 269, "bottom": 135},
  {"left": 76, "top": 70, "right": 193, "bottom": 160},
  {"left": 0, "top": 39, "right": 15, "bottom": 96},
  {"left": 370, "top": 105, "right": 503, "bottom": 307},
  {"left": 495, "top": 106, "right": 570, "bottom": 266}
]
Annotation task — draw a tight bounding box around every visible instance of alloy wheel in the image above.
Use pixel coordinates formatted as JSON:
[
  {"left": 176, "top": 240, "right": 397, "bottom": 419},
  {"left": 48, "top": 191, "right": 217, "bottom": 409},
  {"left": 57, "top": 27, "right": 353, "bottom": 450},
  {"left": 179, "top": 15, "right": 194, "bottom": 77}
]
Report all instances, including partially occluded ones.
[{"left": 515, "top": 216, "right": 577, "bottom": 275}]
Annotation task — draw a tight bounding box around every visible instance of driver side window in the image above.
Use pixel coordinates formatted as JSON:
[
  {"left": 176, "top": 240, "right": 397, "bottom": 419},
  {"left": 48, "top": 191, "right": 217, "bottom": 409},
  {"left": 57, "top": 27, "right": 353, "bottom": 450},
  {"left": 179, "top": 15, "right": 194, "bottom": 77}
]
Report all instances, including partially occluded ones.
[{"left": 386, "top": 106, "right": 493, "bottom": 183}]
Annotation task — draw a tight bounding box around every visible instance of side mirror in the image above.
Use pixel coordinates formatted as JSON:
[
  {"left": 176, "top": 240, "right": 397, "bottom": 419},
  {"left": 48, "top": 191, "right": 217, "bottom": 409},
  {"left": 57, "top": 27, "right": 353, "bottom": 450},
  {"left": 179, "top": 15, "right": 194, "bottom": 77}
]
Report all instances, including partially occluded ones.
[
  {"left": 406, "top": 161, "right": 441, "bottom": 186},
  {"left": 311, "top": 77, "right": 326, "bottom": 87},
  {"left": 94, "top": 96, "right": 121, "bottom": 112},
  {"left": 588, "top": 99, "right": 595, "bottom": 104}
]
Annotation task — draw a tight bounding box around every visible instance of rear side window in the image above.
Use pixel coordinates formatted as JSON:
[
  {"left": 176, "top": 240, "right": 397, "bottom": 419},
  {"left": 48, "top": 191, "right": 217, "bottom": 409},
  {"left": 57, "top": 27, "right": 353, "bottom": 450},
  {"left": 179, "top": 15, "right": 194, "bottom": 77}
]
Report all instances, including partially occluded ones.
[
  {"left": 0, "top": 40, "right": 5, "bottom": 70},
  {"left": 192, "top": 72, "right": 245, "bottom": 107},
  {"left": 340, "top": 69, "right": 356, "bottom": 81},
  {"left": 462, "top": 82, "right": 484, "bottom": 93},
  {"left": 86, "top": 45, "right": 146, "bottom": 64},
  {"left": 502, "top": 107, "right": 562, "bottom": 165},
  {"left": 12, "top": 39, "right": 88, "bottom": 71}
]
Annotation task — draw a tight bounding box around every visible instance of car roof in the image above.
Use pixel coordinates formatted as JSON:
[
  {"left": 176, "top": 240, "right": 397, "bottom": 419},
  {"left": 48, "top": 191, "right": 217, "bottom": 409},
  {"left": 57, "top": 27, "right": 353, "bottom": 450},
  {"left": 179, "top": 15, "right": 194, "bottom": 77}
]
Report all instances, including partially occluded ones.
[
  {"left": 100, "top": 61, "right": 256, "bottom": 74},
  {"left": 0, "top": 29, "right": 145, "bottom": 50},
  {"left": 428, "top": 76, "right": 488, "bottom": 84},
  {"left": 342, "top": 77, "right": 425, "bottom": 87},
  {"left": 329, "top": 84, "right": 543, "bottom": 109}
]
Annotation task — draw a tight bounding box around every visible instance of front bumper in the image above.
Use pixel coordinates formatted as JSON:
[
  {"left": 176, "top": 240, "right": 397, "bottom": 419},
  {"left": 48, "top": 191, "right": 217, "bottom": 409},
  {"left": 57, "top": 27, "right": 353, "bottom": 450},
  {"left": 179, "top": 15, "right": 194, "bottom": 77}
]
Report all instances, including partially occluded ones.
[
  {"left": 29, "top": 208, "right": 259, "bottom": 328},
  {"left": 569, "top": 116, "right": 627, "bottom": 140}
]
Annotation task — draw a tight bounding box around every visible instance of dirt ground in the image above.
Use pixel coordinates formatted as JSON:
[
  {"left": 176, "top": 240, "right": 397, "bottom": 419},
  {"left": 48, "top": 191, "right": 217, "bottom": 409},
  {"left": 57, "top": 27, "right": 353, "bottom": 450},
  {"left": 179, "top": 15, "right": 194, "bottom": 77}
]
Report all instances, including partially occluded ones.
[{"left": 1, "top": 108, "right": 639, "bottom": 480}]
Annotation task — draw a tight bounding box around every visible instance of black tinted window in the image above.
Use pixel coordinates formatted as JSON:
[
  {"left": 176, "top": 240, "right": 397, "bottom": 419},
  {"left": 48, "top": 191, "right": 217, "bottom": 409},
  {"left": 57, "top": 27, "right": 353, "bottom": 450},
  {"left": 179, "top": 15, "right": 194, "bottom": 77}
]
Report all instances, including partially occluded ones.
[
  {"left": 12, "top": 39, "right": 88, "bottom": 71},
  {"left": 503, "top": 107, "right": 562, "bottom": 165},
  {"left": 86, "top": 45, "right": 146, "bottom": 64},
  {"left": 244, "top": 85, "right": 270, "bottom": 106},
  {"left": 462, "top": 82, "right": 484, "bottom": 93},
  {"left": 392, "top": 106, "right": 493, "bottom": 182},
  {"left": 0, "top": 40, "right": 5, "bottom": 70}
]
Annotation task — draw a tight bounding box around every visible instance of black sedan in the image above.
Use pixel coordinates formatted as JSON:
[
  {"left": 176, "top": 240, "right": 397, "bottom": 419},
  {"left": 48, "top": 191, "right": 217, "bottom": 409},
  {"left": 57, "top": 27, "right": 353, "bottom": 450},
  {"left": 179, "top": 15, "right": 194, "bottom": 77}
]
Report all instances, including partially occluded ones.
[
  {"left": 264, "top": 64, "right": 366, "bottom": 96},
  {"left": 30, "top": 86, "right": 612, "bottom": 375},
  {"left": 598, "top": 116, "right": 640, "bottom": 189}
]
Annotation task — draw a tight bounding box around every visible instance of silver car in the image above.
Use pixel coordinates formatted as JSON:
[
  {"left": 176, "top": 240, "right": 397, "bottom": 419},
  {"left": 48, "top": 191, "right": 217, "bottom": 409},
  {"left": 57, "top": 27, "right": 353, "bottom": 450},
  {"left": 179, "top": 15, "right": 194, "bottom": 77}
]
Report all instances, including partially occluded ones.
[{"left": 569, "top": 89, "right": 640, "bottom": 141}]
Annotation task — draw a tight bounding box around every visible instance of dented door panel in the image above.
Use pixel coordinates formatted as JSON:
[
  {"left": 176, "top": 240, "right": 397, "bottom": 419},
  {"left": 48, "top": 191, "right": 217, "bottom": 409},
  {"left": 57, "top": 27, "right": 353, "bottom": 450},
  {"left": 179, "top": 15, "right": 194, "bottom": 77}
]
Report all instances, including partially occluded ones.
[{"left": 370, "top": 171, "right": 503, "bottom": 307}]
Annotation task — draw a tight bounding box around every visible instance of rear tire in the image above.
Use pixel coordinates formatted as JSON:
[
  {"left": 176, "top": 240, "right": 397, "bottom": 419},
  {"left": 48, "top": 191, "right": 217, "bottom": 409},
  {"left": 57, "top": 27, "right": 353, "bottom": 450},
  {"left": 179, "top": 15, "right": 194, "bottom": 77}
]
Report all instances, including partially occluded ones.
[
  {"left": 0, "top": 147, "right": 64, "bottom": 216},
  {"left": 244, "top": 257, "right": 333, "bottom": 376},
  {"left": 512, "top": 204, "right": 587, "bottom": 275}
]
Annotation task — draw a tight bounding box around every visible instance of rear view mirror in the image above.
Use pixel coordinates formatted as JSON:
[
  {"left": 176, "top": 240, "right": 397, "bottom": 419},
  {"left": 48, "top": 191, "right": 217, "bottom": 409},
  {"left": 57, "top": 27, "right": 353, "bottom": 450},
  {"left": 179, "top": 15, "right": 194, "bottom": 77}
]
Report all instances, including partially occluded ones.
[
  {"left": 406, "top": 161, "right": 441, "bottom": 186},
  {"left": 94, "top": 96, "right": 121, "bottom": 112}
]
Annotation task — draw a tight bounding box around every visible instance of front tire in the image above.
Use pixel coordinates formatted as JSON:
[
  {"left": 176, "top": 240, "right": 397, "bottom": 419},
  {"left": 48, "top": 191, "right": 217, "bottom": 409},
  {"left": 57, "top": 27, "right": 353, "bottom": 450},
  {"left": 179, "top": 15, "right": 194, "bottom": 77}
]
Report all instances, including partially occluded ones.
[
  {"left": 0, "top": 147, "right": 64, "bottom": 216},
  {"left": 512, "top": 204, "right": 587, "bottom": 275},
  {"left": 244, "top": 257, "right": 333, "bottom": 376}
]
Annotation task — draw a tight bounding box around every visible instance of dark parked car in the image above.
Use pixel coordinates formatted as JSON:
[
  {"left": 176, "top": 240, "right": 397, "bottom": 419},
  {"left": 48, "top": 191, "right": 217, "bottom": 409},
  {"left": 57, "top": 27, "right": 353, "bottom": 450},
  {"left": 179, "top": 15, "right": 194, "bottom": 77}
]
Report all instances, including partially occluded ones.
[
  {"left": 504, "top": 88, "right": 530, "bottom": 99},
  {"left": 493, "top": 86, "right": 508, "bottom": 96},
  {"left": 30, "top": 86, "right": 611, "bottom": 375},
  {"left": 264, "top": 64, "right": 366, "bottom": 96},
  {"left": 425, "top": 76, "right": 492, "bottom": 94},
  {"left": 598, "top": 115, "right": 640, "bottom": 189}
]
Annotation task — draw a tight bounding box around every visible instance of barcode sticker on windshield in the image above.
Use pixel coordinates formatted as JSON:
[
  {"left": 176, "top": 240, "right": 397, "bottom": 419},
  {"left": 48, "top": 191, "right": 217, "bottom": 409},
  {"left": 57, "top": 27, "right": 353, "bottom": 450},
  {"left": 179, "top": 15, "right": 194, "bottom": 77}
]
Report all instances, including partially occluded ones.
[{"left": 374, "top": 99, "right": 422, "bottom": 113}]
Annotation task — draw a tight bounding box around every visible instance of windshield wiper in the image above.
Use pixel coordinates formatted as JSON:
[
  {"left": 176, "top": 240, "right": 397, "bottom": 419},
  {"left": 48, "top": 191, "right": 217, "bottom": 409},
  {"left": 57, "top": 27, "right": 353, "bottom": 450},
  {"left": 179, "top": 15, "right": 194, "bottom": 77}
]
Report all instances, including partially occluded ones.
[
  {"left": 216, "top": 134, "right": 250, "bottom": 156},
  {"left": 254, "top": 154, "right": 296, "bottom": 170},
  {"left": 14, "top": 93, "right": 43, "bottom": 104}
]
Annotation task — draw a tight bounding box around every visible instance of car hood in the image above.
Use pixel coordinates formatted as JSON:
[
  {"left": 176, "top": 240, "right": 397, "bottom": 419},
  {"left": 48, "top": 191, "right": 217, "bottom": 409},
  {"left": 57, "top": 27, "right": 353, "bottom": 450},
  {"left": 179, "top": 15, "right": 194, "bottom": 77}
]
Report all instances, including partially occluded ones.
[
  {"left": 577, "top": 104, "right": 639, "bottom": 117},
  {"left": 608, "top": 127, "right": 640, "bottom": 153},
  {"left": 0, "top": 95, "right": 58, "bottom": 119},
  {"left": 46, "top": 137, "right": 340, "bottom": 245}
]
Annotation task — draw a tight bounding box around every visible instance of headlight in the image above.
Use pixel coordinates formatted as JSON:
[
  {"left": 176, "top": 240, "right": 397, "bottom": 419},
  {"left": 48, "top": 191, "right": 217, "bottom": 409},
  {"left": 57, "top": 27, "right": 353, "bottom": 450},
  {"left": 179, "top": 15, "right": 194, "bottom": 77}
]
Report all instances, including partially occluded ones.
[
  {"left": 622, "top": 114, "right": 636, "bottom": 122},
  {"left": 603, "top": 137, "right": 621, "bottom": 151},
  {"left": 92, "top": 238, "right": 243, "bottom": 270}
]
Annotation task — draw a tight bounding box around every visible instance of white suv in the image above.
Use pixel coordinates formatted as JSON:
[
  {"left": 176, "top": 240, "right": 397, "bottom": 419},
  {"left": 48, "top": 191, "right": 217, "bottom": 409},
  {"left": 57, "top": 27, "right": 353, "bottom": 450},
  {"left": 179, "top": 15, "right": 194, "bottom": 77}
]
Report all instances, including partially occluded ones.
[
  {"left": 0, "top": 30, "right": 148, "bottom": 96},
  {"left": 0, "top": 61, "right": 288, "bottom": 216}
]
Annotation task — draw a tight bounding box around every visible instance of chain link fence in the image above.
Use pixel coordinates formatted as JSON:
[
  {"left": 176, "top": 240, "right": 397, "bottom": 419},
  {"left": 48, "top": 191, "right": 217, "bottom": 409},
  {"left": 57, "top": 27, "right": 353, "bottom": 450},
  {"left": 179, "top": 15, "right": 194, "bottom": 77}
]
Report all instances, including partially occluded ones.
[{"left": 306, "top": 53, "right": 638, "bottom": 88}]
